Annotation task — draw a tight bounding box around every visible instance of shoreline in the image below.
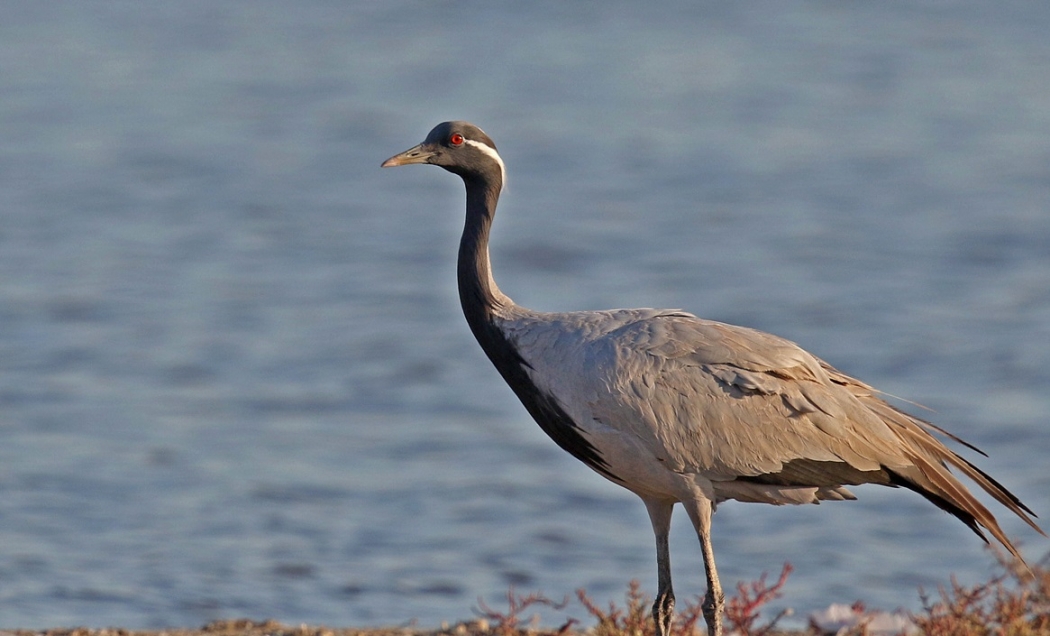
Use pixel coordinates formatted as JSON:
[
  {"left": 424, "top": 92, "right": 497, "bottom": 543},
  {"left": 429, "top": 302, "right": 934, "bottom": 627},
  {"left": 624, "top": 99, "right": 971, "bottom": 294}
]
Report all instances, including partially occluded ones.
[{"left": 1, "top": 619, "right": 478, "bottom": 636}]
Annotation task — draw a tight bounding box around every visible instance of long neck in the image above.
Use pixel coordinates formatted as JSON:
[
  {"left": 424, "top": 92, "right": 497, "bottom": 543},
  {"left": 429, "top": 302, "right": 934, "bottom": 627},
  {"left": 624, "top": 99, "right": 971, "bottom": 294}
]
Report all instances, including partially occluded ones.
[
  {"left": 457, "top": 176, "right": 512, "bottom": 341},
  {"left": 454, "top": 172, "right": 615, "bottom": 480}
]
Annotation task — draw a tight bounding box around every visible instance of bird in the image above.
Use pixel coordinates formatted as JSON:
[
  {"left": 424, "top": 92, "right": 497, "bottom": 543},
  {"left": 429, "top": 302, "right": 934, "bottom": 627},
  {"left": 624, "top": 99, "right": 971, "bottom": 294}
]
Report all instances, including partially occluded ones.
[{"left": 381, "top": 121, "right": 1044, "bottom": 636}]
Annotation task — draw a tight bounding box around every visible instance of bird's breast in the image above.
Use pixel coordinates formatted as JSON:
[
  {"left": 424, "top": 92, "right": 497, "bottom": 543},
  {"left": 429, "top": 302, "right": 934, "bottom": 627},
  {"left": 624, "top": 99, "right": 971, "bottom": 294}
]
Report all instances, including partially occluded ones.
[{"left": 503, "top": 321, "right": 693, "bottom": 496}]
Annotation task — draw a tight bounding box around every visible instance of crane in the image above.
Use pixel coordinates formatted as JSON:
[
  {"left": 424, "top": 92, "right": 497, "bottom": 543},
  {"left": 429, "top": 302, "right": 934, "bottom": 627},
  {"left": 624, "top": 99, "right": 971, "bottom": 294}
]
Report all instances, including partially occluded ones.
[{"left": 381, "top": 121, "right": 1043, "bottom": 636}]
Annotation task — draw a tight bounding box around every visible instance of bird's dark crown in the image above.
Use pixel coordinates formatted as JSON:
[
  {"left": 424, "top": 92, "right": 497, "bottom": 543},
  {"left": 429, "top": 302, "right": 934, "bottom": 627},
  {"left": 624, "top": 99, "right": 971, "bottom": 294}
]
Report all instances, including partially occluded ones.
[
  {"left": 424, "top": 121, "right": 498, "bottom": 152},
  {"left": 423, "top": 121, "right": 503, "bottom": 184},
  {"left": 381, "top": 121, "right": 505, "bottom": 189}
]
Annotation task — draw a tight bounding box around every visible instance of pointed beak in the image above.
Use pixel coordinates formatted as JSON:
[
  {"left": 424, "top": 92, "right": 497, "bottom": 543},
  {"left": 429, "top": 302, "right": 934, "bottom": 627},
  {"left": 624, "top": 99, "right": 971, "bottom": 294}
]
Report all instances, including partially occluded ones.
[{"left": 381, "top": 143, "right": 435, "bottom": 168}]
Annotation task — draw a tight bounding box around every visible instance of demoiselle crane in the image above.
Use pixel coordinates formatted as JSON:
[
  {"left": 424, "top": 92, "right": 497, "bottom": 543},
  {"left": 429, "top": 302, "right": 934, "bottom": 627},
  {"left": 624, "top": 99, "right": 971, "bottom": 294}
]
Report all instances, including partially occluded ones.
[{"left": 381, "top": 121, "right": 1043, "bottom": 636}]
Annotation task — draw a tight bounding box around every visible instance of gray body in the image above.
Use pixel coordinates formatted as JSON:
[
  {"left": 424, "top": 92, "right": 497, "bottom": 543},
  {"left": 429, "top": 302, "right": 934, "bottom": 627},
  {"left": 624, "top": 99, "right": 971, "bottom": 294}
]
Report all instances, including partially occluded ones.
[{"left": 382, "top": 121, "right": 1042, "bottom": 636}]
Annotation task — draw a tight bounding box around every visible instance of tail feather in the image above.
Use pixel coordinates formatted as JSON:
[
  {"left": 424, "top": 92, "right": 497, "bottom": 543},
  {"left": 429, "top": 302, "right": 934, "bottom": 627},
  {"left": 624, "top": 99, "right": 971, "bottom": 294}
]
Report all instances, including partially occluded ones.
[
  {"left": 887, "top": 446, "right": 1039, "bottom": 567},
  {"left": 944, "top": 453, "right": 1042, "bottom": 525},
  {"left": 886, "top": 466, "right": 988, "bottom": 544},
  {"left": 894, "top": 420, "right": 1043, "bottom": 538},
  {"left": 857, "top": 394, "right": 1044, "bottom": 565}
]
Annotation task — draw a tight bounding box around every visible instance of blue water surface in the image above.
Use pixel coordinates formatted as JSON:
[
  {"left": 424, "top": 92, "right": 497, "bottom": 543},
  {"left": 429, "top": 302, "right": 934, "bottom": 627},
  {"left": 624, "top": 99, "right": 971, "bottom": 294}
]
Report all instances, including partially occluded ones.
[{"left": 1, "top": 1, "right": 1049, "bottom": 629}]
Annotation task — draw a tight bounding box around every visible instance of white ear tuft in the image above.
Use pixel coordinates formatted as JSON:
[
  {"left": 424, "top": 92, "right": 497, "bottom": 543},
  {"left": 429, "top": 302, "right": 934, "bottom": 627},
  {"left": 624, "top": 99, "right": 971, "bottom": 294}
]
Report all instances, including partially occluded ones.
[{"left": 464, "top": 139, "right": 506, "bottom": 192}]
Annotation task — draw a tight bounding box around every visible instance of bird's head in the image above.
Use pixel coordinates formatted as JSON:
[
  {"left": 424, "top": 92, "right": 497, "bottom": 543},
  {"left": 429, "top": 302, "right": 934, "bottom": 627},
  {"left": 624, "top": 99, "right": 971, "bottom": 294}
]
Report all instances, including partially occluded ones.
[{"left": 382, "top": 121, "right": 505, "bottom": 190}]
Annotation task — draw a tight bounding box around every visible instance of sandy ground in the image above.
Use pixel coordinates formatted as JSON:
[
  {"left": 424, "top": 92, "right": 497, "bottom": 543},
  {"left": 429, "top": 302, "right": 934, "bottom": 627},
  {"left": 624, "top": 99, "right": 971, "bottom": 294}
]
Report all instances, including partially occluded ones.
[
  {"left": 0, "top": 619, "right": 494, "bottom": 636},
  {"left": 0, "top": 618, "right": 812, "bottom": 636},
  {"left": 0, "top": 619, "right": 613, "bottom": 636}
]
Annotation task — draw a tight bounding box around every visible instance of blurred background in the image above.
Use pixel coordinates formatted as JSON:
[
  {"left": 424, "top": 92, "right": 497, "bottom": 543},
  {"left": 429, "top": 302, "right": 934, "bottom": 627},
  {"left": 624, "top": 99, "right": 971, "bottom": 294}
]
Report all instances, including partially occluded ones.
[{"left": 1, "top": 1, "right": 1049, "bottom": 630}]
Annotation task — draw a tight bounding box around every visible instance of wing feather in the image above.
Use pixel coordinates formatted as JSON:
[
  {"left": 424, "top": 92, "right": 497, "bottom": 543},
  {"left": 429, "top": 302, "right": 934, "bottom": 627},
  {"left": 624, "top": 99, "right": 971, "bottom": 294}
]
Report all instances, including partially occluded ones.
[{"left": 499, "top": 308, "right": 1041, "bottom": 561}]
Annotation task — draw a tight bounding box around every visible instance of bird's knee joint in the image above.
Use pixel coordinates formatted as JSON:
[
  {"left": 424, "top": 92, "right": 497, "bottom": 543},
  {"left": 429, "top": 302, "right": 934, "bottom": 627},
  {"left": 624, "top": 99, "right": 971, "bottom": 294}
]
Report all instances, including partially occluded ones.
[
  {"left": 701, "top": 589, "right": 725, "bottom": 616},
  {"left": 652, "top": 591, "right": 676, "bottom": 636},
  {"left": 654, "top": 590, "right": 675, "bottom": 613}
]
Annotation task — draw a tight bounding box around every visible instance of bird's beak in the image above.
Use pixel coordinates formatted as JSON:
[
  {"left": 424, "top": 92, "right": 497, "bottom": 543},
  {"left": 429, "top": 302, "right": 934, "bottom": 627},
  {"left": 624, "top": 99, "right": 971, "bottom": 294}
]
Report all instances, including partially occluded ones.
[{"left": 381, "top": 143, "right": 435, "bottom": 168}]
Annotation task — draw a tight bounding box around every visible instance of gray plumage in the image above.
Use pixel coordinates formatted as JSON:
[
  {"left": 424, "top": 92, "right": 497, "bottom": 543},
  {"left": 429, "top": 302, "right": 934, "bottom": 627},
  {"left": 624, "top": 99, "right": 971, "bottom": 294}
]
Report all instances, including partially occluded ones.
[{"left": 382, "top": 121, "right": 1043, "bottom": 636}]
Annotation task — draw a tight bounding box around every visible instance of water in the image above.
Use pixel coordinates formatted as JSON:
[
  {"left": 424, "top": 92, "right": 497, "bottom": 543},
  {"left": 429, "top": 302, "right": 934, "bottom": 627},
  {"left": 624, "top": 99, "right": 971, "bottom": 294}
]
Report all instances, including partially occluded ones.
[{"left": 1, "top": 1, "right": 1049, "bottom": 629}]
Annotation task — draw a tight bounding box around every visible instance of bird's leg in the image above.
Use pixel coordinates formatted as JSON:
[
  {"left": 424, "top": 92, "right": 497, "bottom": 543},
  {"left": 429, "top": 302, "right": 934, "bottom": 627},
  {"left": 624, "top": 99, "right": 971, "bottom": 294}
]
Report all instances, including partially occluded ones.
[
  {"left": 652, "top": 532, "right": 676, "bottom": 636},
  {"left": 644, "top": 499, "right": 676, "bottom": 636},
  {"left": 684, "top": 498, "right": 723, "bottom": 636},
  {"left": 699, "top": 532, "right": 724, "bottom": 636}
]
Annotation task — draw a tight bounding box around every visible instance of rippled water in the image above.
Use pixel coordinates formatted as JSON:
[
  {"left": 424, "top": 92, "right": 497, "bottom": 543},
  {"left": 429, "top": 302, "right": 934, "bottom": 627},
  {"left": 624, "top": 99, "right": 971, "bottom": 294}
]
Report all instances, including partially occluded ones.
[{"left": 1, "top": 1, "right": 1049, "bottom": 629}]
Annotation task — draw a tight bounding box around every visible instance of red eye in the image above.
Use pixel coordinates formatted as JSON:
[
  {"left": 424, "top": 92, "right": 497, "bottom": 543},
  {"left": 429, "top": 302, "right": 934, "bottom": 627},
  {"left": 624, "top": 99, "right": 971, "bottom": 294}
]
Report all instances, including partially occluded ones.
[{"left": 449, "top": 133, "right": 464, "bottom": 146}]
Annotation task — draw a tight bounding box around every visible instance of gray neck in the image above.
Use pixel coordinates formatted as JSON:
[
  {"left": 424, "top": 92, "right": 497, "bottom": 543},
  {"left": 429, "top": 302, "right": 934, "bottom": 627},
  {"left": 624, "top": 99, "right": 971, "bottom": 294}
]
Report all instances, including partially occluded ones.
[
  {"left": 457, "top": 177, "right": 513, "bottom": 339},
  {"left": 453, "top": 172, "right": 615, "bottom": 480}
]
